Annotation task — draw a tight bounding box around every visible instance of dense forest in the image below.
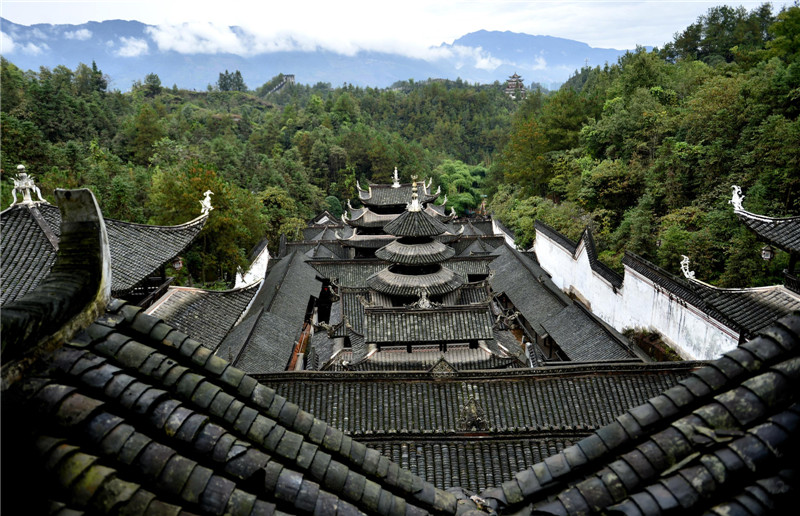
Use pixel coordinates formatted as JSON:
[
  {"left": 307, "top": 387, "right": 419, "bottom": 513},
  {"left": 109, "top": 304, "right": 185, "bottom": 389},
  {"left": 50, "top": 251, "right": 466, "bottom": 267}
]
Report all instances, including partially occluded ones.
[{"left": 2, "top": 3, "right": 798, "bottom": 289}]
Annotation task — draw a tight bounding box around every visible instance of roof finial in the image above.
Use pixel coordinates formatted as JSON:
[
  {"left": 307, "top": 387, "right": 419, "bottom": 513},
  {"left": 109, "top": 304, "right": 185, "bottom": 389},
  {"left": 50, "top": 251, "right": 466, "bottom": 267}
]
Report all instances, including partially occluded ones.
[
  {"left": 9, "top": 165, "right": 48, "bottom": 207},
  {"left": 200, "top": 190, "right": 214, "bottom": 215},
  {"left": 391, "top": 167, "right": 400, "bottom": 188},
  {"left": 680, "top": 255, "right": 696, "bottom": 280},
  {"left": 408, "top": 175, "right": 421, "bottom": 212},
  {"left": 729, "top": 185, "right": 745, "bottom": 212}
]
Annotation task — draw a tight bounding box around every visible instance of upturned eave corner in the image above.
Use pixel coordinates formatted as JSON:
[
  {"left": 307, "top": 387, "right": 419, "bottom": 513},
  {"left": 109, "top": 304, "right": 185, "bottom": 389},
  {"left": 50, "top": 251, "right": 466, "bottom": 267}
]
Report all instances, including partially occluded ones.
[{"left": 1, "top": 188, "right": 111, "bottom": 389}]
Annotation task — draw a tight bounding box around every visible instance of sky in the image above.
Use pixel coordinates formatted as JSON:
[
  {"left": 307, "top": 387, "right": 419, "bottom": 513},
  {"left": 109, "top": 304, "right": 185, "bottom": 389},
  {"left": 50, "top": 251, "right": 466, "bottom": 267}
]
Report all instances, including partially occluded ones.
[{"left": 1, "top": 0, "right": 792, "bottom": 56}]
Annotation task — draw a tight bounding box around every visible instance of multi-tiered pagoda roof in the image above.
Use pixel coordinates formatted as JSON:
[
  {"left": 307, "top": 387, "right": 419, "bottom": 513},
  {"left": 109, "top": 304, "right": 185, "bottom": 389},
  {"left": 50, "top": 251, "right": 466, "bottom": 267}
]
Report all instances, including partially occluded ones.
[{"left": 367, "top": 179, "right": 465, "bottom": 299}]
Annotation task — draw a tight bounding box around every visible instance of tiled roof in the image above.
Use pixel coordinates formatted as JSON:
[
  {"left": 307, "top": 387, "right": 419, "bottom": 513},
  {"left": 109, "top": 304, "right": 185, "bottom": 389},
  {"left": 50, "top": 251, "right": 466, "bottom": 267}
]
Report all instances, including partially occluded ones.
[
  {"left": 457, "top": 237, "right": 497, "bottom": 257},
  {"left": 304, "top": 242, "right": 339, "bottom": 259},
  {"left": 358, "top": 183, "right": 439, "bottom": 206},
  {"left": 366, "top": 265, "right": 465, "bottom": 297},
  {"left": 3, "top": 301, "right": 459, "bottom": 515},
  {"left": 105, "top": 216, "right": 208, "bottom": 293},
  {"left": 384, "top": 210, "right": 450, "bottom": 238},
  {"left": 310, "top": 257, "right": 492, "bottom": 288},
  {"left": 311, "top": 260, "right": 387, "bottom": 287},
  {"left": 476, "top": 312, "right": 800, "bottom": 514},
  {"left": 424, "top": 204, "right": 455, "bottom": 222},
  {"left": 489, "top": 245, "right": 570, "bottom": 334},
  {"left": 286, "top": 240, "right": 350, "bottom": 259},
  {"left": 735, "top": 209, "right": 800, "bottom": 253},
  {"left": 259, "top": 364, "right": 696, "bottom": 437},
  {"left": 363, "top": 306, "right": 495, "bottom": 343},
  {"left": 146, "top": 283, "right": 260, "bottom": 351},
  {"left": 1, "top": 202, "right": 207, "bottom": 301},
  {"left": 692, "top": 281, "right": 800, "bottom": 335},
  {"left": 541, "top": 304, "right": 635, "bottom": 362},
  {"left": 1, "top": 204, "right": 60, "bottom": 304},
  {"left": 323, "top": 343, "right": 525, "bottom": 372},
  {"left": 370, "top": 438, "right": 575, "bottom": 493},
  {"left": 458, "top": 283, "right": 491, "bottom": 304},
  {"left": 344, "top": 208, "right": 397, "bottom": 229},
  {"left": 449, "top": 236, "right": 505, "bottom": 255},
  {"left": 215, "top": 252, "right": 323, "bottom": 374},
  {"left": 231, "top": 311, "right": 299, "bottom": 373},
  {"left": 302, "top": 225, "right": 350, "bottom": 241},
  {"left": 375, "top": 239, "right": 456, "bottom": 265},
  {"left": 337, "top": 233, "right": 397, "bottom": 249}
]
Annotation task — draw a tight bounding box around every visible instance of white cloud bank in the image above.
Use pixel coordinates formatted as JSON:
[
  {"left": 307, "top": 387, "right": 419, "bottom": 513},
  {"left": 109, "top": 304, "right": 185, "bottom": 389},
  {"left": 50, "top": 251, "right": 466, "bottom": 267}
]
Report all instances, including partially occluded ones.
[
  {"left": 116, "top": 37, "right": 149, "bottom": 57},
  {"left": 64, "top": 28, "right": 91, "bottom": 40},
  {"left": 143, "top": 21, "right": 510, "bottom": 72}
]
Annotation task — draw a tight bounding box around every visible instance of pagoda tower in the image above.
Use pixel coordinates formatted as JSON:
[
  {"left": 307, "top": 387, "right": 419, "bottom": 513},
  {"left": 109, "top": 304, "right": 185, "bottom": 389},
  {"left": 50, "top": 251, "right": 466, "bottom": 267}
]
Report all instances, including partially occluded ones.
[
  {"left": 366, "top": 178, "right": 464, "bottom": 303},
  {"left": 505, "top": 72, "right": 526, "bottom": 99}
]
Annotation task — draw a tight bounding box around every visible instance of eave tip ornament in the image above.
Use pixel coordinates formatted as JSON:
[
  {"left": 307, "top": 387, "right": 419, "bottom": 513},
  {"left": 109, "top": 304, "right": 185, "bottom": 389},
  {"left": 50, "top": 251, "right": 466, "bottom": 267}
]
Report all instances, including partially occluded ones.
[
  {"left": 680, "top": 255, "right": 696, "bottom": 280},
  {"left": 729, "top": 185, "right": 745, "bottom": 212},
  {"left": 9, "top": 165, "right": 48, "bottom": 207},
  {"left": 200, "top": 190, "right": 214, "bottom": 215}
]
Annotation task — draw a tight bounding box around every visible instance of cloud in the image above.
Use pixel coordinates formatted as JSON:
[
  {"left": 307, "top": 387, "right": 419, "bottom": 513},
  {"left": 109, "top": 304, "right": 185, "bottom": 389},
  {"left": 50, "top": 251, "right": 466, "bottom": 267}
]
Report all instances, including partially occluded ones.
[
  {"left": 147, "top": 23, "right": 247, "bottom": 54},
  {"left": 64, "top": 28, "right": 92, "bottom": 40},
  {"left": 116, "top": 37, "right": 149, "bottom": 57},
  {"left": 425, "top": 45, "right": 507, "bottom": 71},
  {"left": 1, "top": 31, "right": 15, "bottom": 53},
  {"left": 145, "top": 22, "right": 320, "bottom": 55},
  {"left": 532, "top": 54, "right": 547, "bottom": 70}
]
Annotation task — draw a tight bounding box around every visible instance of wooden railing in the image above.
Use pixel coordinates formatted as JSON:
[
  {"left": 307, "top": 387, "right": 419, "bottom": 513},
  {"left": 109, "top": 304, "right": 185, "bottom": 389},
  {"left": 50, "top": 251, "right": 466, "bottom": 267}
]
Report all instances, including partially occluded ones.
[{"left": 128, "top": 276, "right": 174, "bottom": 309}]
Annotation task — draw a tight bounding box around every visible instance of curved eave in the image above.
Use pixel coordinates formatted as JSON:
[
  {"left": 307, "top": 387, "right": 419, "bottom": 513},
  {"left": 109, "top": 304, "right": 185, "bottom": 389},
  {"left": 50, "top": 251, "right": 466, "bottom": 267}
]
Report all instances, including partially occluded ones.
[
  {"left": 337, "top": 233, "right": 396, "bottom": 249},
  {"left": 734, "top": 208, "right": 800, "bottom": 254},
  {"left": 345, "top": 209, "right": 397, "bottom": 229},
  {"left": 375, "top": 239, "right": 455, "bottom": 265},
  {"left": 366, "top": 266, "right": 465, "bottom": 297},
  {"left": 107, "top": 212, "right": 209, "bottom": 293},
  {"left": 384, "top": 210, "right": 450, "bottom": 237}
]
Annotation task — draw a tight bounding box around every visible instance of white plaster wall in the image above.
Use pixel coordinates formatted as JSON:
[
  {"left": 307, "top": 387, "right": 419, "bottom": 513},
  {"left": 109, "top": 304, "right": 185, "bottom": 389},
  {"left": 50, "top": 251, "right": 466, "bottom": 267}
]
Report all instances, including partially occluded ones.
[{"left": 534, "top": 230, "right": 739, "bottom": 360}]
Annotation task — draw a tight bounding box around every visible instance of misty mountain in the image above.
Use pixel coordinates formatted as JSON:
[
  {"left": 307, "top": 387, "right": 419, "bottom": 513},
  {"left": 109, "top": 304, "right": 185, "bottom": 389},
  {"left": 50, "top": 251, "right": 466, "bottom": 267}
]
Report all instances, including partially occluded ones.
[{"left": 1, "top": 18, "right": 632, "bottom": 91}]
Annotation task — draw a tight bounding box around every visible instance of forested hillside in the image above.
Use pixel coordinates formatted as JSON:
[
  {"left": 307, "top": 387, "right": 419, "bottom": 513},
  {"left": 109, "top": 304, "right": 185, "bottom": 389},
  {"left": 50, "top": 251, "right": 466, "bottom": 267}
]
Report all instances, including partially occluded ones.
[
  {"left": 491, "top": 3, "right": 800, "bottom": 288},
  {"left": 2, "top": 3, "right": 797, "bottom": 290}
]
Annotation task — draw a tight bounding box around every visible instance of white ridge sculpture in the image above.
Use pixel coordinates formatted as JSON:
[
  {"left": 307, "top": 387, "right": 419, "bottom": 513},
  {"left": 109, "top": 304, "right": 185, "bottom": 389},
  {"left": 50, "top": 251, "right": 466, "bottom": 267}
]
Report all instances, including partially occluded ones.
[
  {"left": 391, "top": 167, "right": 401, "bottom": 188},
  {"left": 200, "top": 190, "right": 214, "bottom": 215},
  {"left": 729, "top": 185, "right": 745, "bottom": 211},
  {"left": 680, "top": 255, "right": 696, "bottom": 280},
  {"left": 9, "top": 165, "right": 47, "bottom": 207}
]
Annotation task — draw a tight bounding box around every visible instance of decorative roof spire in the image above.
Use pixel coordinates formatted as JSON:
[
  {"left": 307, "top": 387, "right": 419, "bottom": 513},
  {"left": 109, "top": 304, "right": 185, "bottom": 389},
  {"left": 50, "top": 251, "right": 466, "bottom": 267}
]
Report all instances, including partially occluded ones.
[
  {"left": 391, "top": 167, "right": 401, "bottom": 188},
  {"left": 729, "top": 185, "right": 745, "bottom": 212},
  {"left": 408, "top": 176, "right": 421, "bottom": 212},
  {"left": 200, "top": 190, "right": 214, "bottom": 215},
  {"left": 9, "top": 165, "right": 48, "bottom": 207}
]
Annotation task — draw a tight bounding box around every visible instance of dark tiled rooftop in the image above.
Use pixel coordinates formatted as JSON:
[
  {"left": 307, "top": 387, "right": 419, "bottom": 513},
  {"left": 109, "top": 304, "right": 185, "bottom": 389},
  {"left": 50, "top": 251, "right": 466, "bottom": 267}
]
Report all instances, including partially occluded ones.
[
  {"left": 542, "top": 304, "right": 634, "bottom": 362},
  {"left": 323, "top": 343, "right": 526, "bottom": 372},
  {"left": 147, "top": 284, "right": 260, "bottom": 351},
  {"left": 735, "top": 209, "right": 800, "bottom": 253},
  {"left": 358, "top": 183, "right": 439, "bottom": 207},
  {"left": 1, "top": 202, "right": 206, "bottom": 301},
  {"left": 489, "top": 245, "right": 569, "bottom": 335},
  {"left": 363, "top": 306, "right": 495, "bottom": 343},
  {"left": 258, "top": 364, "right": 695, "bottom": 437},
  {"left": 1, "top": 204, "right": 59, "bottom": 304}
]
